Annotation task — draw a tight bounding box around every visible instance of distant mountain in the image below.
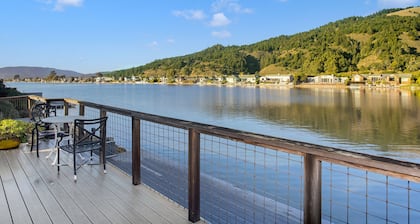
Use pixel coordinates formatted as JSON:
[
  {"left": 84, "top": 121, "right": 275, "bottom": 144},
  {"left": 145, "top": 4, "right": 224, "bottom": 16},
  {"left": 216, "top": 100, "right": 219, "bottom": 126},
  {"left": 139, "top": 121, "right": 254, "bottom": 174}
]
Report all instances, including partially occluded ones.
[{"left": 0, "top": 66, "right": 84, "bottom": 79}]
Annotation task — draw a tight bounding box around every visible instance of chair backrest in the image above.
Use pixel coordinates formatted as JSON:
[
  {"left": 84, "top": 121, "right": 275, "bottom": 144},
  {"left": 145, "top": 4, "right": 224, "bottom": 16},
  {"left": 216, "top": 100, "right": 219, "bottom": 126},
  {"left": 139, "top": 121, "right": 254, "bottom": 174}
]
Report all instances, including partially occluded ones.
[
  {"left": 30, "top": 102, "right": 57, "bottom": 123},
  {"left": 30, "top": 103, "right": 48, "bottom": 123},
  {"left": 73, "top": 117, "right": 107, "bottom": 148}
]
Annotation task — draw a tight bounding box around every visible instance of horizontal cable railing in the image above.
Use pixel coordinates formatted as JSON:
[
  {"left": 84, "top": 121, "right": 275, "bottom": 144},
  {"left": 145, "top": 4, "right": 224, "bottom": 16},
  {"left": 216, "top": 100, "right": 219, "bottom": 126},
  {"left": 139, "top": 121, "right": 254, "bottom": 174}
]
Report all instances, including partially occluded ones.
[{"left": 14, "top": 96, "right": 420, "bottom": 223}]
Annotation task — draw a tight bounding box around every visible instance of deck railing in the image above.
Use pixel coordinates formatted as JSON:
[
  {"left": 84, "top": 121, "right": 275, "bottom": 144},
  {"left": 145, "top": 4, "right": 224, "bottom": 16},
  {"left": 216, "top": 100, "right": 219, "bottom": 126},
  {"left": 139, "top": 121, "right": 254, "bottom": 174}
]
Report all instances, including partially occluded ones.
[
  {"left": 5, "top": 95, "right": 420, "bottom": 223},
  {"left": 0, "top": 95, "right": 30, "bottom": 119}
]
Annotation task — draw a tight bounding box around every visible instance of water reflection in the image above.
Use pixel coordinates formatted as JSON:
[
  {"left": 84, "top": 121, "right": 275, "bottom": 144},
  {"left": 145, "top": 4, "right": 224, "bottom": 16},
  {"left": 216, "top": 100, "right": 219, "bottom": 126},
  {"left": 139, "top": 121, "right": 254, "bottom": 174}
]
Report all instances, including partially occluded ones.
[
  {"left": 202, "top": 87, "right": 420, "bottom": 157},
  {"left": 6, "top": 82, "right": 420, "bottom": 161}
]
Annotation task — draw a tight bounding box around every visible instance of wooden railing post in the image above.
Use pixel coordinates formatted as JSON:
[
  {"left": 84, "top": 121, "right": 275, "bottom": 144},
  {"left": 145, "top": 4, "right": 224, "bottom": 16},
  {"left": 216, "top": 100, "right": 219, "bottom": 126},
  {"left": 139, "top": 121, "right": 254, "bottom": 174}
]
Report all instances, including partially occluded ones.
[
  {"left": 132, "top": 117, "right": 141, "bottom": 185},
  {"left": 64, "top": 101, "right": 69, "bottom": 116},
  {"left": 100, "top": 109, "right": 106, "bottom": 119},
  {"left": 27, "top": 97, "right": 32, "bottom": 116},
  {"left": 79, "top": 103, "right": 85, "bottom": 116},
  {"left": 304, "top": 154, "right": 322, "bottom": 224},
  {"left": 188, "top": 128, "right": 200, "bottom": 222}
]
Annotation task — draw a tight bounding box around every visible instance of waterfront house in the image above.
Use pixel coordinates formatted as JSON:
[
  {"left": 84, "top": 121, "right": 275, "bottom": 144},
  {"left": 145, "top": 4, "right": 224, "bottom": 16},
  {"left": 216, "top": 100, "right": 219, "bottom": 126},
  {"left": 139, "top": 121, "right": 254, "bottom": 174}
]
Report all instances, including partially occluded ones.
[
  {"left": 367, "top": 74, "right": 383, "bottom": 84},
  {"left": 313, "top": 74, "right": 340, "bottom": 84},
  {"left": 95, "top": 76, "right": 114, "bottom": 83},
  {"left": 176, "top": 76, "right": 186, "bottom": 83},
  {"left": 351, "top": 74, "right": 367, "bottom": 84},
  {"left": 216, "top": 76, "right": 224, "bottom": 83},
  {"left": 382, "top": 74, "right": 398, "bottom": 86},
  {"left": 399, "top": 73, "right": 412, "bottom": 85},
  {"left": 306, "top": 76, "right": 316, "bottom": 83},
  {"left": 366, "top": 74, "right": 400, "bottom": 86},
  {"left": 160, "top": 76, "right": 168, "bottom": 83},
  {"left": 226, "top": 75, "right": 240, "bottom": 84},
  {"left": 239, "top": 75, "right": 257, "bottom": 84},
  {"left": 260, "top": 74, "right": 294, "bottom": 84}
]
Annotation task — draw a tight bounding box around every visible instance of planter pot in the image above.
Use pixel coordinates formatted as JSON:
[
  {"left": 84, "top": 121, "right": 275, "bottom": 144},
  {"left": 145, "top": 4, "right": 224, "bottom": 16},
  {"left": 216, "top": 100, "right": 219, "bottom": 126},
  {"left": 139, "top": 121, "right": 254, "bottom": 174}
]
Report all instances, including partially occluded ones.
[{"left": 0, "top": 139, "right": 21, "bottom": 150}]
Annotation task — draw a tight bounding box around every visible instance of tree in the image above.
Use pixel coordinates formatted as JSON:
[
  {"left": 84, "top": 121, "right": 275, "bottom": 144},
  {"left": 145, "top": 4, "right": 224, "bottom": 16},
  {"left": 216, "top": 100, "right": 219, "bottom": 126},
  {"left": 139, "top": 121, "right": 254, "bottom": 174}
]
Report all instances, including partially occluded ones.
[
  {"left": 46, "top": 70, "right": 57, "bottom": 81},
  {"left": 104, "top": 7, "right": 420, "bottom": 77}
]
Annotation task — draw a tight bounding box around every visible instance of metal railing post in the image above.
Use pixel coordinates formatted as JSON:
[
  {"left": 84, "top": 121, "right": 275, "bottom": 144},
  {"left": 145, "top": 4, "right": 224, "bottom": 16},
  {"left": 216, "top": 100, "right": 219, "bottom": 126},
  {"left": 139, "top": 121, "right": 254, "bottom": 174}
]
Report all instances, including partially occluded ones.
[
  {"left": 304, "top": 154, "right": 322, "bottom": 224},
  {"left": 99, "top": 109, "right": 107, "bottom": 164},
  {"left": 188, "top": 128, "right": 200, "bottom": 222},
  {"left": 132, "top": 117, "right": 141, "bottom": 185}
]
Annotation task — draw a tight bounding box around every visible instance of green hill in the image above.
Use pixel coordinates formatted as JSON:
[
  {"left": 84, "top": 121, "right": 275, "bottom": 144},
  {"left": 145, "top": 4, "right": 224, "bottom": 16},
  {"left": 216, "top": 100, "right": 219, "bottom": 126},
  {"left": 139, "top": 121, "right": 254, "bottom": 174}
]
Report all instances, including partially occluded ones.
[{"left": 107, "top": 7, "right": 420, "bottom": 80}]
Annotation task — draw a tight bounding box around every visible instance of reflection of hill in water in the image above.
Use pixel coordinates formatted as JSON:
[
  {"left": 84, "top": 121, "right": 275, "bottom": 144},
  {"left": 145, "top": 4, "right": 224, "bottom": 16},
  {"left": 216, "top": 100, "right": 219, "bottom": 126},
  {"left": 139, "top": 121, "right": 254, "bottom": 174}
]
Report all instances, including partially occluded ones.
[{"left": 207, "top": 88, "right": 420, "bottom": 151}]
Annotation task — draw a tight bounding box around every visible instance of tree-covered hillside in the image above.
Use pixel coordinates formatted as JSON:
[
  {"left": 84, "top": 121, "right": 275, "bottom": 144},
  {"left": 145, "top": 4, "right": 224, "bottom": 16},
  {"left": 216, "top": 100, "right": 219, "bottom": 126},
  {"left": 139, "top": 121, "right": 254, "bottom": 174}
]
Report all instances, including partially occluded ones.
[{"left": 107, "top": 7, "right": 420, "bottom": 80}]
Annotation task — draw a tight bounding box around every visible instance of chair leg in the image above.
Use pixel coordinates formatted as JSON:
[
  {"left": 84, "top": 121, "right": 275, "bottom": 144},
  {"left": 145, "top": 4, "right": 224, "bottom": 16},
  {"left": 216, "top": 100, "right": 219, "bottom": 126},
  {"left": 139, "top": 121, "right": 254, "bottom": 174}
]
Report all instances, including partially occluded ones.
[
  {"left": 31, "top": 129, "right": 35, "bottom": 152},
  {"left": 31, "top": 128, "right": 40, "bottom": 158},
  {"left": 36, "top": 135, "right": 39, "bottom": 158},
  {"left": 57, "top": 146, "right": 60, "bottom": 172},
  {"left": 102, "top": 152, "right": 106, "bottom": 173},
  {"left": 35, "top": 130, "right": 40, "bottom": 158},
  {"left": 73, "top": 150, "right": 77, "bottom": 182}
]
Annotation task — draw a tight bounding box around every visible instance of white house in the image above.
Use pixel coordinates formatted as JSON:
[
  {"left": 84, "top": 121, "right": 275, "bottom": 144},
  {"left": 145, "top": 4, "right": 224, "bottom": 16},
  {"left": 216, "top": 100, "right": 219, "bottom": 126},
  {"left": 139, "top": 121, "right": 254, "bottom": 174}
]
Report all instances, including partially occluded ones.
[
  {"left": 314, "top": 75, "right": 340, "bottom": 84},
  {"left": 226, "top": 75, "right": 240, "bottom": 84},
  {"left": 351, "top": 74, "right": 366, "bottom": 83},
  {"left": 260, "top": 74, "right": 294, "bottom": 84},
  {"left": 95, "top": 77, "right": 114, "bottom": 83},
  {"left": 239, "top": 75, "right": 257, "bottom": 83},
  {"left": 399, "top": 74, "right": 412, "bottom": 84}
]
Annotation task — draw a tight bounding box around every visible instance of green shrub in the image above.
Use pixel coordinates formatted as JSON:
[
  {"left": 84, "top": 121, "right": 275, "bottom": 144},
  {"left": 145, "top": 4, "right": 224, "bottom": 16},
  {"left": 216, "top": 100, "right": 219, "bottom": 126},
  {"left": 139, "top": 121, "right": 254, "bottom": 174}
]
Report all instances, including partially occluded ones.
[
  {"left": 0, "top": 101, "right": 20, "bottom": 119},
  {"left": 0, "top": 119, "right": 33, "bottom": 142}
]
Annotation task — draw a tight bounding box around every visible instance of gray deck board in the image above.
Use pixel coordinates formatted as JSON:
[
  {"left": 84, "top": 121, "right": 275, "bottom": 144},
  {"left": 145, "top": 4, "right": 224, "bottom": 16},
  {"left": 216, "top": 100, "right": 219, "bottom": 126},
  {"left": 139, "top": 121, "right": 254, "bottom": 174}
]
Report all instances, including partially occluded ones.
[
  {"left": 0, "top": 144, "right": 204, "bottom": 224},
  {"left": 13, "top": 147, "right": 73, "bottom": 224},
  {"left": 4, "top": 150, "right": 53, "bottom": 224},
  {"left": 0, "top": 175, "right": 13, "bottom": 224},
  {"left": 0, "top": 151, "right": 33, "bottom": 224}
]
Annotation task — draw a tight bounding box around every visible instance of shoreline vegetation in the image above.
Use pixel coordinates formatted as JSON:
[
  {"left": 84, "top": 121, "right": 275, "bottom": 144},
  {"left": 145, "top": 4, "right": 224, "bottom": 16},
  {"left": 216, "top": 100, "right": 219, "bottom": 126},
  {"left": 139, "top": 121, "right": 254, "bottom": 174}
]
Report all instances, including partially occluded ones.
[{"left": 5, "top": 79, "right": 420, "bottom": 92}]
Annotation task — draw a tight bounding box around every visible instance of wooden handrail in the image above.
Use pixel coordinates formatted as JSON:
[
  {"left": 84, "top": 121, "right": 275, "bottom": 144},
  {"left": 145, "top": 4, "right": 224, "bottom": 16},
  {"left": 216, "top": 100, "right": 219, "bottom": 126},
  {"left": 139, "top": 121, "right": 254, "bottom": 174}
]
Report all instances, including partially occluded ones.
[
  {"left": 23, "top": 96, "right": 412, "bottom": 182},
  {"left": 22, "top": 95, "right": 420, "bottom": 224}
]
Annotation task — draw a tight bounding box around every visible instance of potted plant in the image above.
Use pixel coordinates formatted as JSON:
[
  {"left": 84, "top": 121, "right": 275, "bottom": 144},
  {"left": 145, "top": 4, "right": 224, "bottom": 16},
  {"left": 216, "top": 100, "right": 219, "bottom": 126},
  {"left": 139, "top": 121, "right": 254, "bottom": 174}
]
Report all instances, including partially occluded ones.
[{"left": 0, "top": 119, "right": 33, "bottom": 150}]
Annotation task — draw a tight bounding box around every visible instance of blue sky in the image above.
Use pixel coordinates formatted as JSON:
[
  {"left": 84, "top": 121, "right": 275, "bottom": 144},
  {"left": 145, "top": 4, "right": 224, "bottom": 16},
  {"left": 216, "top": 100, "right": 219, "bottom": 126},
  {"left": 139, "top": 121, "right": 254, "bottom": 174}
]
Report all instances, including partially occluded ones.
[{"left": 0, "top": 0, "right": 419, "bottom": 74}]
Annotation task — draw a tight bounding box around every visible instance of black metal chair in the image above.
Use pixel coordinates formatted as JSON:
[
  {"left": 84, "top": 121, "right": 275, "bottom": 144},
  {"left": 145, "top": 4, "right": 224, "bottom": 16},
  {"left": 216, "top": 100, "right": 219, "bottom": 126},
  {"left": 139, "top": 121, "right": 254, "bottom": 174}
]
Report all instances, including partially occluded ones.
[
  {"left": 57, "top": 117, "right": 108, "bottom": 181},
  {"left": 30, "top": 102, "right": 60, "bottom": 157}
]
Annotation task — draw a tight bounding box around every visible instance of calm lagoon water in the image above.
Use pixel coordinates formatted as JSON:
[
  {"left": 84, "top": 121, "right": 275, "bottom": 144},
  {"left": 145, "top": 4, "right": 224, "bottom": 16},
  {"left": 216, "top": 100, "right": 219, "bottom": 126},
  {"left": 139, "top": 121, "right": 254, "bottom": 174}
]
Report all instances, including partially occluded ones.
[
  {"left": 7, "top": 82, "right": 420, "bottom": 223},
  {"left": 7, "top": 82, "right": 420, "bottom": 163}
]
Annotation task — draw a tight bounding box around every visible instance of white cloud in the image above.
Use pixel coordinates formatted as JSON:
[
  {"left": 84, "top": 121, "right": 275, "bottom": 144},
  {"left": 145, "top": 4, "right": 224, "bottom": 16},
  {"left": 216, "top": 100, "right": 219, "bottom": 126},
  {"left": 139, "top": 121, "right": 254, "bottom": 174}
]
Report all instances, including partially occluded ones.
[
  {"left": 377, "top": 0, "right": 419, "bottom": 8},
  {"left": 211, "top": 30, "right": 231, "bottom": 38},
  {"left": 211, "top": 0, "right": 252, "bottom": 14},
  {"left": 37, "top": 0, "right": 53, "bottom": 4},
  {"left": 150, "top": 41, "right": 159, "bottom": 47},
  {"left": 167, "top": 38, "right": 175, "bottom": 44},
  {"left": 173, "top": 10, "right": 206, "bottom": 20},
  {"left": 210, "top": 13, "right": 231, "bottom": 27},
  {"left": 39, "top": 0, "right": 83, "bottom": 11},
  {"left": 57, "top": 0, "right": 83, "bottom": 6}
]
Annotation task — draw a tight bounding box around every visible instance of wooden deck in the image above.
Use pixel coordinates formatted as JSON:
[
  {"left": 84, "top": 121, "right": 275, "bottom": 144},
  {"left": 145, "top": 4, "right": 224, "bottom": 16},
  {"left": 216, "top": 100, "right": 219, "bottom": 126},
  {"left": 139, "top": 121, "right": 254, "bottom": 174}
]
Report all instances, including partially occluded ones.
[{"left": 0, "top": 144, "right": 204, "bottom": 224}]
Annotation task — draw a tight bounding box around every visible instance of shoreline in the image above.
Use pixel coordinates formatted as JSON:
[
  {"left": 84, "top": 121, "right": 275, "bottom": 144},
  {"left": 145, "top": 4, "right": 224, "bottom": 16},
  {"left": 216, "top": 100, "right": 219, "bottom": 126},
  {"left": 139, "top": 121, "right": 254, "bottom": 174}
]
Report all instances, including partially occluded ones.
[{"left": 5, "top": 80, "right": 420, "bottom": 91}]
